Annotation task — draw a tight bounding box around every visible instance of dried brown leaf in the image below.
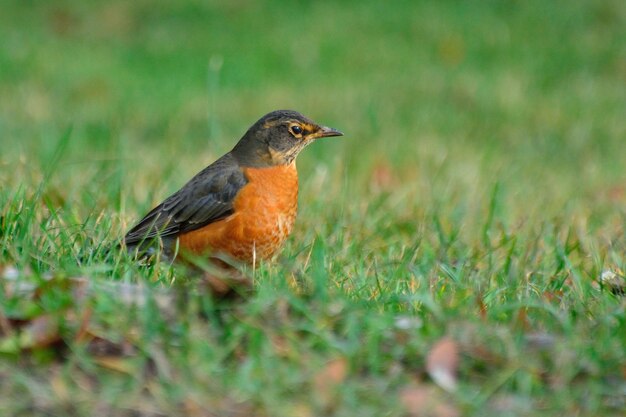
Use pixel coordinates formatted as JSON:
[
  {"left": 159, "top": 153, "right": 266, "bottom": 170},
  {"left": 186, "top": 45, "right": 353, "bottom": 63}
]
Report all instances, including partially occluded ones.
[
  {"left": 0, "top": 315, "right": 61, "bottom": 352},
  {"left": 400, "top": 384, "right": 460, "bottom": 417},
  {"left": 313, "top": 357, "right": 348, "bottom": 407},
  {"left": 426, "top": 337, "right": 459, "bottom": 392},
  {"left": 316, "top": 357, "right": 348, "bottom": 385}
]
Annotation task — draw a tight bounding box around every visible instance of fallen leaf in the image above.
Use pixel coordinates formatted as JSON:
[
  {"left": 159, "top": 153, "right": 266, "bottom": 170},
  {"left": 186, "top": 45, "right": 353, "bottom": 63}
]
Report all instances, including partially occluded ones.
[
  {"left": 315, "top": 357, "right": 348, "bottom": 387},
  {"left": 400, "top": 384, "right": 460, "bottom": 417},
  {"left": 0, "top": 315, "right": 60, "bottom": 353},
  {"left": 426, "top": 337, "right": 459, "bottom": 392},
  {"left": 313, "top": 357, "right": 348, "bottom": 407}
]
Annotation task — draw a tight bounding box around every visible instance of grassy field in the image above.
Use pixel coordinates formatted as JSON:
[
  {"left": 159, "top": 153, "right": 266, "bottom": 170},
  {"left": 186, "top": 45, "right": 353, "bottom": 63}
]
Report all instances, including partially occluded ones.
[{"left": 1, "top": 0, "right": 626, "bottom": 415}]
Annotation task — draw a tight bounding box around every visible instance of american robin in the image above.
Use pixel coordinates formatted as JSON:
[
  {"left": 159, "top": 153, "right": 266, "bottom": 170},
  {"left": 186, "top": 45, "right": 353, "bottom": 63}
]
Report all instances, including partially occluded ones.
[{"left": 124, "top": 110, "right": 343, "bottom": 267}]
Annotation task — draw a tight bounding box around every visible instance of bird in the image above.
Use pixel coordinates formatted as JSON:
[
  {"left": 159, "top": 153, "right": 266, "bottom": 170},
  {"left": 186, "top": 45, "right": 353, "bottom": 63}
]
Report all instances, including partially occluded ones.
[{"left": 124, "top": 110, "right": 343, "bottom": 268}]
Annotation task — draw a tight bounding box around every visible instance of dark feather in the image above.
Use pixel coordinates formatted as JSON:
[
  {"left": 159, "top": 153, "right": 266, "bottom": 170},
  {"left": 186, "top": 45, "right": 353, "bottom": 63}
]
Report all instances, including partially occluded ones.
[{"left": 124, "top": 153, "right": 247, "bottom": 248}]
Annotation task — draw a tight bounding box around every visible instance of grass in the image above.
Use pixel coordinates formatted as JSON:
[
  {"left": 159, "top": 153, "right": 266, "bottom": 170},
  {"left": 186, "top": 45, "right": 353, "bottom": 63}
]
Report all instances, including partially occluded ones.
[{"left": 1, "top": 0, "right": 626, "bottom": 415}]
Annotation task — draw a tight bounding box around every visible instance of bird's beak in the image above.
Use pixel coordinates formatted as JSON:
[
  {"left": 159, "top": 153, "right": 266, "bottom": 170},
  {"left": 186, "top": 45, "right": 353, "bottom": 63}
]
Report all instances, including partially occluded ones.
[{"left": 317, "top": 125, "right": 344, "bottom": 138}]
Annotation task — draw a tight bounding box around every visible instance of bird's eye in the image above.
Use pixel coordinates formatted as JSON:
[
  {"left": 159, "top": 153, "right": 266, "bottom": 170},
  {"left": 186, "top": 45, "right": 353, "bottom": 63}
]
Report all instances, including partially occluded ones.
[{"left": 290, "top": 125, "right": 303, "bottom": 135}]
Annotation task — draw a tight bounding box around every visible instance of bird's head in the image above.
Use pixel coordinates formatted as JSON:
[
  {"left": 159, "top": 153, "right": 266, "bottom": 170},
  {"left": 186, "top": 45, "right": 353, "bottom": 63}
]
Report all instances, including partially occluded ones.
[{"left": 231, "top": 110, "right": 343, "bottom": 166}]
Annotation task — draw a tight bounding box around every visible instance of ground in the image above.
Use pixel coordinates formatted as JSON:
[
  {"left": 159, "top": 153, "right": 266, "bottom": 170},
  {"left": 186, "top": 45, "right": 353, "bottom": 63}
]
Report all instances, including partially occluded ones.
[{"left": 1, "top": 0, "right": 625, "bottom": 416}]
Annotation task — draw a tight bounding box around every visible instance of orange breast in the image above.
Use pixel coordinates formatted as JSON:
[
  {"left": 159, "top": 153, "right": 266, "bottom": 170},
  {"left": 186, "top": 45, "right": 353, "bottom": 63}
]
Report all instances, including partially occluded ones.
[{"left": 178, "top": 163, "right": 299, "bottom": 264}]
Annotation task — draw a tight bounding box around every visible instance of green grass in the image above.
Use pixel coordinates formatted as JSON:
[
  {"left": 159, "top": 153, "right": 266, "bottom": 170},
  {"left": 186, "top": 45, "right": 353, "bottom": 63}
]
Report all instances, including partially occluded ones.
[{"left": 1, "top": 0, "right": 626, "bottom": 415}]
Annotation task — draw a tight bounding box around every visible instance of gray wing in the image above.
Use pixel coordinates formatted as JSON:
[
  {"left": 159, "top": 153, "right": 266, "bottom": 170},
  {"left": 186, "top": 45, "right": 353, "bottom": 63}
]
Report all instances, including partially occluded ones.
[{"left": 124, "top": 153, "right": 247, "bottom": 247}]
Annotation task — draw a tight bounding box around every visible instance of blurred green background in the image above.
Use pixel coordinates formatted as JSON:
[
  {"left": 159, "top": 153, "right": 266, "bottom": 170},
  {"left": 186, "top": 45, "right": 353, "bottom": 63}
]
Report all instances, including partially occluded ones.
[
  {"left": 2, "top": 0, "right": 624, "bottom": 223},
  {"left": 1, "top": 1, "right": 626, "bottom": 416}
]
